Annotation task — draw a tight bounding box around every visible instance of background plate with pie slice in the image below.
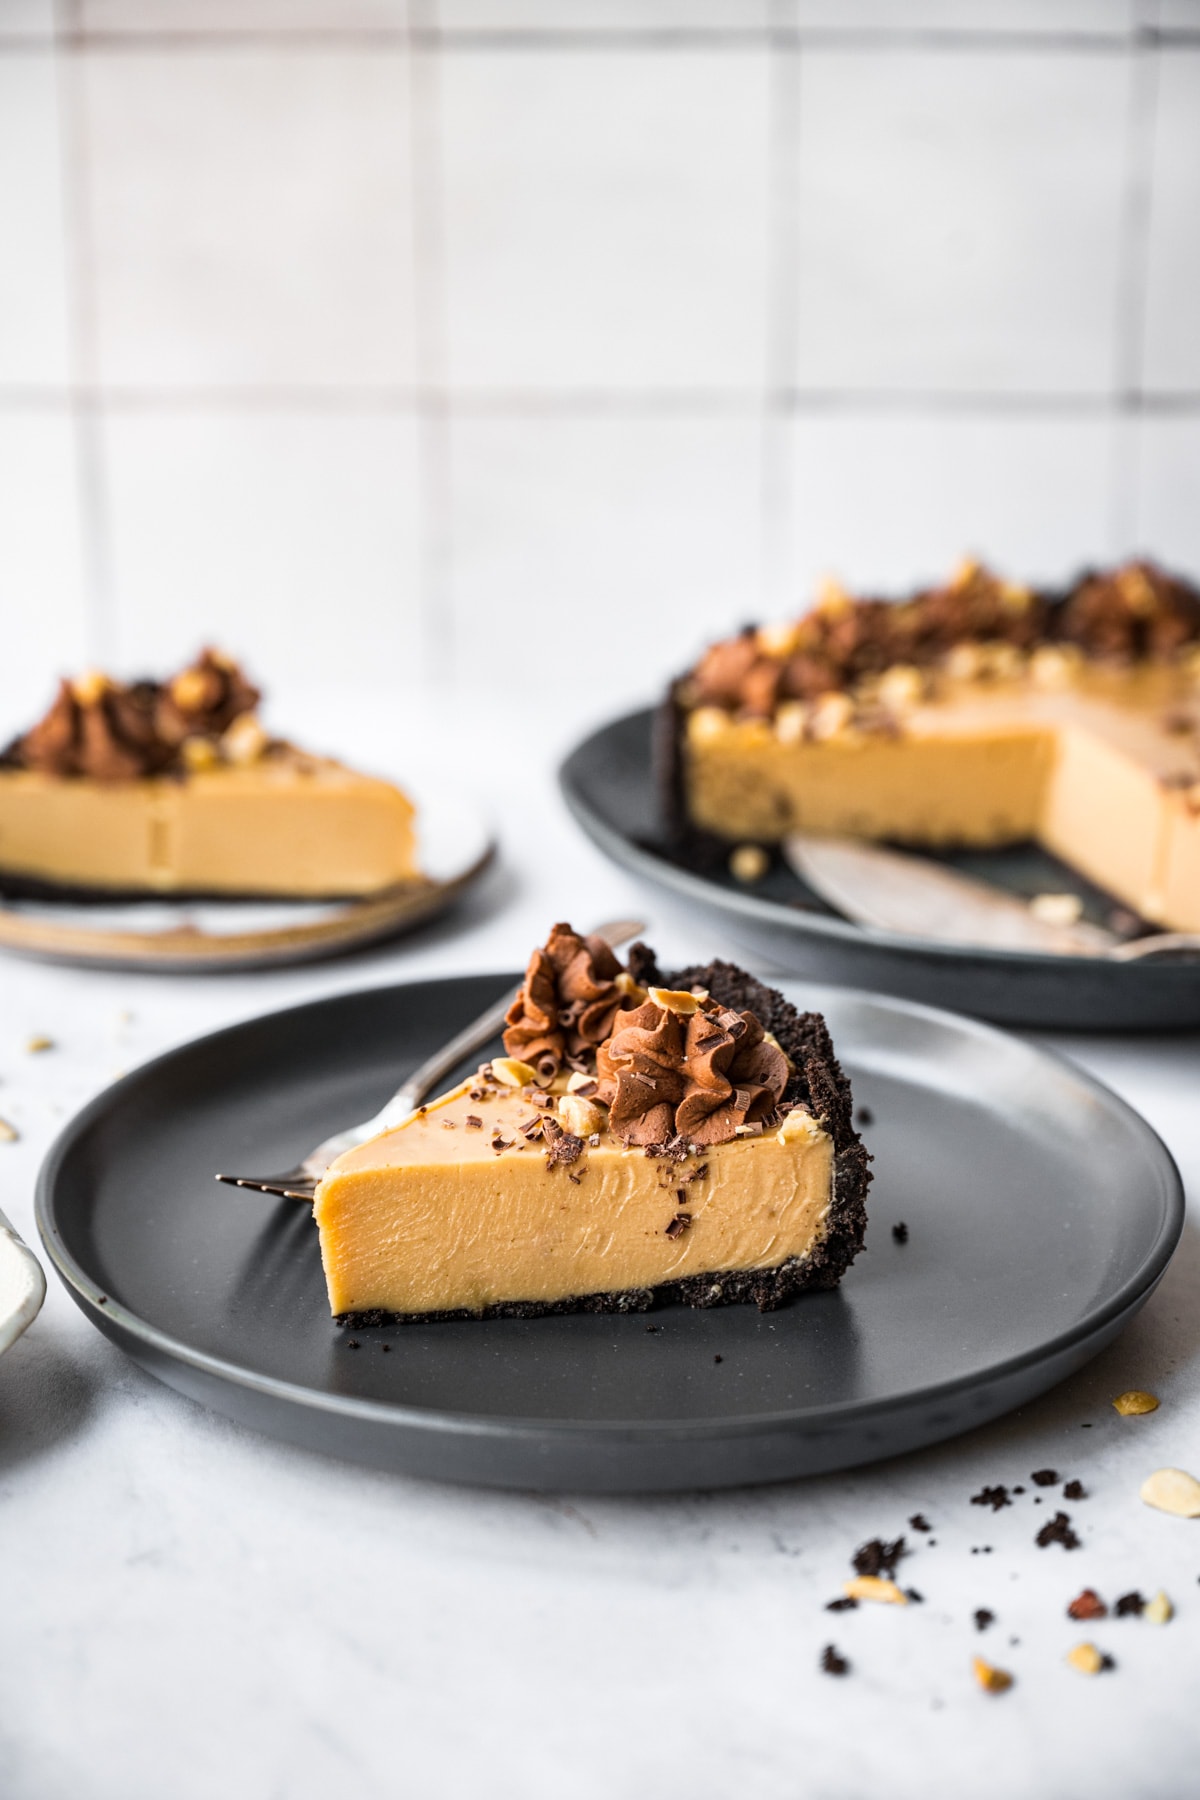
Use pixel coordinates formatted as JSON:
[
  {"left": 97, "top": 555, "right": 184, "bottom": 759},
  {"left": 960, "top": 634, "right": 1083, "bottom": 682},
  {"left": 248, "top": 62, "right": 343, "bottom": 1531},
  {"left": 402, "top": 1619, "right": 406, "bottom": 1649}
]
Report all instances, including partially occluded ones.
[{"left": 0, "top": 778, "right": 494, "bottom": 974}]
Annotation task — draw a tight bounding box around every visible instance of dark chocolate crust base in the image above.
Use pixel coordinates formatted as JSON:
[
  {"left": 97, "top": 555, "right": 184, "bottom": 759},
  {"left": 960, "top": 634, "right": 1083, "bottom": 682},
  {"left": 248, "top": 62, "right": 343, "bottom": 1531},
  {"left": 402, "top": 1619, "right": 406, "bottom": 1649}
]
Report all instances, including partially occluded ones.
[{"left": 337, "top": 949, "right": 871, "bottom": 1327}]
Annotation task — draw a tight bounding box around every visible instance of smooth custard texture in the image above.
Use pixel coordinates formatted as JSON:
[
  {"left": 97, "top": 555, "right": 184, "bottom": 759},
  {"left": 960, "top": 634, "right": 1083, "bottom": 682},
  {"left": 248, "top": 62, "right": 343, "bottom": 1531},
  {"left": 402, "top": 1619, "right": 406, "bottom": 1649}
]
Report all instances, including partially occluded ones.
[
  {"left": 313, "top": 1081, "right": 836, "bottom": 1317},
  {"left": 684, "top": 670, "right": 1200, "bottom": 930},
  {"left": 0, "top": 756, "right": 417, "bottom": 897}
]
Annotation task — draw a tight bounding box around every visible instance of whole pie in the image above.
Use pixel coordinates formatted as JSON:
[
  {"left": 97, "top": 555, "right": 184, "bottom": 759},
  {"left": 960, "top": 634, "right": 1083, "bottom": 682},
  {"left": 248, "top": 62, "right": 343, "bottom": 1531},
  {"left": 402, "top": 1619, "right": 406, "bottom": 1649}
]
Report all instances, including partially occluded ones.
[
  {"left": 0, "top": 651, "right": 418, "bottom": 900},
  {"left": 313, "top": 923, "right": 870, "bottom": 1322},
  {"left": 660, "top": 560, "right": 1200, "bottom": 932}
]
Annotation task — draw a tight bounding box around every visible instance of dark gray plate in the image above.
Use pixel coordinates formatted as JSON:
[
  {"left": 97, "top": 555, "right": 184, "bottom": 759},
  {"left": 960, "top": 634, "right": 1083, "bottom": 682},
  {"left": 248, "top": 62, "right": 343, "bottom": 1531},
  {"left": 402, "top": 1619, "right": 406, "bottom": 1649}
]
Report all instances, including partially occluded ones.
[
  {"left": 559, "top": 708, "right": 1200, "bottom": 1031},
  {"left": 36, "top": 975, "right": 1182, "bottom": 1493}
]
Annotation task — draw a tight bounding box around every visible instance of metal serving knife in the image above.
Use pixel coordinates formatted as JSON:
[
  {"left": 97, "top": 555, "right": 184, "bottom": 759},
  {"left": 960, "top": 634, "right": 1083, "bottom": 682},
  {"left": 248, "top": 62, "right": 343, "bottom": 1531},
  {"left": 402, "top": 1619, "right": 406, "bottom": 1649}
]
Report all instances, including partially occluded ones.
[{"left": 784, "top": 834, "right": 1200, "bottom": 960}]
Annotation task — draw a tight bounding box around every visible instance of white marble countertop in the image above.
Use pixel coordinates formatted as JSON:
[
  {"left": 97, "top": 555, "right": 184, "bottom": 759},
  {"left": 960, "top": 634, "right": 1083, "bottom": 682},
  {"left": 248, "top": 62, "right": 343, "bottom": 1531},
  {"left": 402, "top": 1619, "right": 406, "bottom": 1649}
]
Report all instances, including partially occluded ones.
[{"left": 3, "top": 691, "right": 1199, "bottom": 1800}]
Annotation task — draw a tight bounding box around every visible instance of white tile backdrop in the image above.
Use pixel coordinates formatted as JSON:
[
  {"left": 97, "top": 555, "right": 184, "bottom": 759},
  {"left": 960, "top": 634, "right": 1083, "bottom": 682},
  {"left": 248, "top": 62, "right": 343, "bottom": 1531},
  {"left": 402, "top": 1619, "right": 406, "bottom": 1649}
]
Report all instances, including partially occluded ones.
[{"left": 0, "top": 0, "right": 1197, "bottom": 727}]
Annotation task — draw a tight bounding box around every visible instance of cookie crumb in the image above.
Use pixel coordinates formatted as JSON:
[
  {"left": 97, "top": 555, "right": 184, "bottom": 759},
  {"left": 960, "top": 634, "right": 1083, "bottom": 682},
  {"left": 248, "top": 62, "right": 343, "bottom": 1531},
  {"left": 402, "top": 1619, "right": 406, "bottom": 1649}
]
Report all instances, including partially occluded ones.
[
  {"left": 1114, "top": 1591, "right": 1145, "bottom": 1617},
  {"left": 891, "top": 1221, "right": 909, "bottom": 1245},
  {"left": 1063, "top": 1479, "right": 1086, "bottom": 1501},
  {"left": 971, "top": 1484, "right": 1011, "bottom": 1513},
  {"left": 1031, "top": 1468, "right": 1059, "bottom": 1487},
  {"left": 852, "top": 1537, "right": 906, "bottom": 1579},
  {"left": 1036, "top": 1512, "right": 1080, "bottom": 1550},
  {"left": 821, "top": 1645, "right": 849, "bottom": 1676},
  {"left": 909, "top": 1513, "right": 932, "bottom": 1533},
  {"left": 973, "top": 1608, "right": 995, "bottom": 1632}
]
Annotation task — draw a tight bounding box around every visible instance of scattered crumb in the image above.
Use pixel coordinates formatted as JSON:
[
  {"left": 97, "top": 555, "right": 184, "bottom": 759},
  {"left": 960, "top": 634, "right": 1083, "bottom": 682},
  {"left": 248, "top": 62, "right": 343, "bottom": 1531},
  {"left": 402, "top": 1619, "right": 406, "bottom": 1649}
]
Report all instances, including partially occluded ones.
[
  {"left": 1114, "top": 1591, "right": 1145, "bottom": 1617},
  {"left": 892, "top": 1221, "right": 909, "bottom": 1245},
  {"left": 972, "top": 1657, "right": 1013, "bottom": 1695},
  {"left": 346, "top": 1339, "right": 360, "bottom": 1350},
  {"left": 1113, "top": 1389, "right": 1159, "bottom": 1416},
  {"left": 1030, "top": 892, "right": 1083, "bottom": 927},
  {"left": 1031, "top": 1468, "right": 1059, "bottom": 1487},
  {"left": 0, "top": 1117, "right": 18, "bottom": 1143},
  {"left": 971, "top": 1484, "right": 1011, "bottom": 1513},
  {"left": 729, "top": 843, "right": 770, "bottom": 885},
  {"left": 25, "top": 1035, "right": 54, "bottom": 1054},
  {"left": 852, "top": 1537, "right": 906, "bottom": 1579},
  {"left": 1145, "top": 1590, "right": 1173, "bottom": 1625},
  {"left": 381, "top": 1344, "right": 391, "bottom": 1353},
  {"left": 905, "top": 1588, "right": 924, "bottom": 1604},
  {"left": 821, "top": 1645, "right": 849, "bottom": 1677},
  {"left": 1063, "top": 1479, "right": 1087, "bottom": 1501},
  {"left": 843, "top": 1575, "right": 908, "bottom": 1606},
  {"left": 825, "top": 1596, "right": 858, "bottom": 1613},
  {"left": 1067, "top": 1588, "right": 1107, "bottom": 1621},
  {"left": 1012, "top": 1485, "right": 1025, "bottom": 1495},
  {"left": 1065, "top": 1642, "right": 1113, "bottom": 1676},
  {"left": 973, "top": 1609, "right": 995, "bottom": 1632},
  {"left": 1036, "top": 1512, "right": 1081, "bottom": 1551},
  {"left": 909, "top": 1514, "right": 932, "bottom": 1533},
  {"left": 1140, "top": 1468, "right": 1200, "bottom": 1518},
  {"left": 644, "top": 1324, "right": 660, "bottom": 1334},
  {"left": 856, "top": 1106, "right": 874, "bottom": 1127},
  {"left": 713, "top": 1354, "right": 723, "bottom": 1364}
]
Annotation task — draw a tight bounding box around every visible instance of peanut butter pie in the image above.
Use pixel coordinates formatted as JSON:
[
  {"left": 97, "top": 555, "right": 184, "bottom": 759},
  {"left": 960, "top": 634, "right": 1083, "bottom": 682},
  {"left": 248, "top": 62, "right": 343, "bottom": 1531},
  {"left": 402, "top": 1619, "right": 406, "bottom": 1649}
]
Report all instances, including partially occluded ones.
[
  {"left": 313, "top": 922, "right": 869, "bottom": 1321},
  {"left": 0, "top": 651, "right": 418, "bottom": 900},
  {"left": 663, "top": 559, "right": 1200, "bottom": 932}
]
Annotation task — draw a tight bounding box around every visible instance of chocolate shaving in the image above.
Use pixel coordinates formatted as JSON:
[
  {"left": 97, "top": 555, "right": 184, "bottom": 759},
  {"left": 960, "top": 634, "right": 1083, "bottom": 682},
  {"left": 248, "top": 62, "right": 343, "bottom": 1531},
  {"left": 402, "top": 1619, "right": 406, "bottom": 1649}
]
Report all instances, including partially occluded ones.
[
  {"left": 464, "top": 1115, "right": 483, "bottom": 1130},
  {"left": 664, "top": 1212, "right": 691, "bottom": 1239},
  {"left": 546, "top": 1131, "right": 584, "bottom": 1169}
]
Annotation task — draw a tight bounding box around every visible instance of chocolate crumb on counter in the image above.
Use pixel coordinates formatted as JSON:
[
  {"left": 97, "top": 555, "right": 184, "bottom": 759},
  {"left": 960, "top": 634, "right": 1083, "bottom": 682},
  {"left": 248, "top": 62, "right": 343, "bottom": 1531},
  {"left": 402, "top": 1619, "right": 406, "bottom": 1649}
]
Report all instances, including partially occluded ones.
[
  {"left": 909, "top": 1514, "right": 932, "bottom": 1533},
  {"left": 1068, "top": 1588, "right": 1107, "bottom": 1621},
  {"left": 381, "top": 1343, "right": 391, "bottom": 1352},
  {"left": 821, "top": 1645, "right": 850, "bottom": 1677},
  {"left": 347, "top": 1339, "right": 360, "bottom": 1350},
  {"left": 1036, "top": 1511, "right": 1081, "bottom": 1551},
  {"left": 645, "top": 1324, "right": 660, "bottom": 1334},
  {"left": 892, "top": 1221, "right": 909, "bottom": 1245},
  {"left": 1012, "top": 1485, "right": 1025, "bottom": 1495},
  {"left": 906, "top": 1588, "right": 924, "bottom": 1604},
  {"left": 853, "top": 1537, "right": 906, "bottom": 1579},
  {"left": 1063, "top": 1479, "right": 1087, "bottom": 1501},
  {"left": 1032, "top": 1468, "right": 1059, "bottom": 1486},
  {"left": 826, "top": 1596, "right": 858, "bottom": 1613},
  {"left": 714, "top": 1354, "right": 723, "bottom": 1364},
  {"left": 974, "top": 1609, "right": 995, "bottom": 1632},
  {"left": 971, "top": 1484, "right": 1012, "bottom": 1513},
  {"left": 856, "top": 1106, "right": 874, "bottom": 1127},
  {"left": 1115, "top": 1592, "right": 1145, "bottom": 1617}
]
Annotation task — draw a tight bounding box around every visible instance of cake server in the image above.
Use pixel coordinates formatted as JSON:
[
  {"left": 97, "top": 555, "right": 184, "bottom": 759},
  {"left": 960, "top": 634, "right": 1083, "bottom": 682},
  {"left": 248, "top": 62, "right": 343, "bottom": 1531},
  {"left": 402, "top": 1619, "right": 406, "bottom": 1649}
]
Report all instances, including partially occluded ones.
[
  {"left": 0, "top": 1205, "right": 46, "bottom": 1356},
  {"left": 215, "top": 916, "right": 646, "bottom": 1203},
  {"left": 784, "top": 834, "right": 1200, "bottom": 960}
]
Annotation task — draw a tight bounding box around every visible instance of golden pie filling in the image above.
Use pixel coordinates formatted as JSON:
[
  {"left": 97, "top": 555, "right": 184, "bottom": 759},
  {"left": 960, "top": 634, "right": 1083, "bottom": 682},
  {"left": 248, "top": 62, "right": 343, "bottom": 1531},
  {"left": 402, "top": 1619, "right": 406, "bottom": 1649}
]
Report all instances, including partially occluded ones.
[
  {"left": 0, "top": 651, "right": 417, "bottom": 898},
  {"left": 314, "top": 1081, "right": 835, "bottom": 1318},
  {"left": 669, "top": 561, "right": 1200, "bottom": 932},
  {"left": 310, "top": 924, "right": 870, "bottom": 1323}
]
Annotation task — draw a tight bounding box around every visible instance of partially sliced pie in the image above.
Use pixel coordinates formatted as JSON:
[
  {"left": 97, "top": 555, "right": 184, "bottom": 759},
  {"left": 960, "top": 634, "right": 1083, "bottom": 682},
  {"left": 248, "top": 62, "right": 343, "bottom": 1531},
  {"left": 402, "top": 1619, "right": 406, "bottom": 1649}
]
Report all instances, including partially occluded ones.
[
  {"left": 313, "top": 924, "right": 870, "bottom": 1322},
  {"left": 0, "top": 651, "right": 418, "bottom": 900},
  {"left": 662, "top": 560, "right": 1200, "bottom": 932}
]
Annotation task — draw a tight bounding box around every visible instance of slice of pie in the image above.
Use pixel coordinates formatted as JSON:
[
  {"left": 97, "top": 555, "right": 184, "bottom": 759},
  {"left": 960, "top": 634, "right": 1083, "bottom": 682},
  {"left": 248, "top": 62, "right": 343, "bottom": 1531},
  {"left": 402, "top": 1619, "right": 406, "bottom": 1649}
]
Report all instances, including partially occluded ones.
[
  {"left": 0, "top": 651, "right": 418, "bottom": 900},
  {"left": 661, "top": 559, "right": 1200, "bottom": 932},
  {"left": 313, "top": 923, "right": 869, "bottom": 1321}
]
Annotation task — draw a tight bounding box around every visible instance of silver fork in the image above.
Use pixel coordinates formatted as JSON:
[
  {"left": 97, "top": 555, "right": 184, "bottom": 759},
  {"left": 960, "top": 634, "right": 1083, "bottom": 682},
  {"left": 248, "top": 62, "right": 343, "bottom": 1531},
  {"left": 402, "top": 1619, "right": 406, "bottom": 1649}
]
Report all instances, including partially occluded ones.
[{"left": 214, "top": 917, "right": 646, "bottom": 1204}]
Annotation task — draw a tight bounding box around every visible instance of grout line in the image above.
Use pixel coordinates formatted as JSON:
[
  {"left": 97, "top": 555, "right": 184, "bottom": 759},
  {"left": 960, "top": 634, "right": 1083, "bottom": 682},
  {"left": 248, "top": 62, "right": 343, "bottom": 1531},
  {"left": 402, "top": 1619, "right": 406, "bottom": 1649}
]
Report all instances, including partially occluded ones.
[
  {"left": 51, "top": 0, "right": 116, "bottom": 668},
  {"left": 1109, "top": 26, "right": 1161, "bottom": 550},
  {"left": 34, "top": 27, "right": 1161, "bottom": 55},
  {"left": 760, "top": 19, "right": 800, "bottom": 614},
  {"left": 4, "top": 387, "right": 1200, "bottom": 417},
  {"left": 408, "top": 8, "right": 456, "bottom": 687}
]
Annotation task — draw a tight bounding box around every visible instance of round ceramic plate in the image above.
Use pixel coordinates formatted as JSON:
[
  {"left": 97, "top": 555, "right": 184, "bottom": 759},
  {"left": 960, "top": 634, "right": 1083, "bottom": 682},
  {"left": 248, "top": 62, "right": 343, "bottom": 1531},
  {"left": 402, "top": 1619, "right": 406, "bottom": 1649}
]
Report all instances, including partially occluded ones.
[
  {"left": 0, "top": 779, "right": 494, "bottom": 973},
  {"left": 36, "top": 974, "right": 1182, "bottom": 1493},
  {"left": 559, "top": 707, "right": 1200, "bottom": 1031}
]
